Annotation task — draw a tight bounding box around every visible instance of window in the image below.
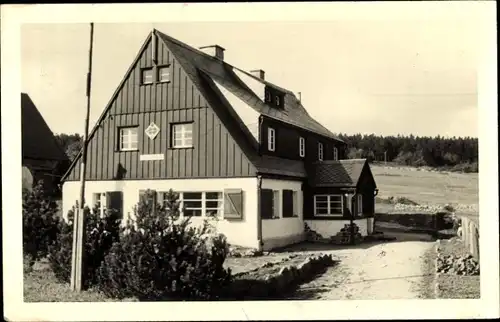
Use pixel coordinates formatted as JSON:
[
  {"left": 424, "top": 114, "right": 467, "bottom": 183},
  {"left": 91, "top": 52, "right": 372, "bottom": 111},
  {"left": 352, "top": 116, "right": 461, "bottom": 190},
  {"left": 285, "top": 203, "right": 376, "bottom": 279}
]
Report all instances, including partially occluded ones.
[
  {"left": 205, "top": 192, "right": 223, "bottom": 217},
  {"left": 275, "top": 96, "right": 280, "bottom": 106},
  {"left": 299, "top": 137, "right": 305, "bottom": 157},
  {"left": 93, "top": 193, "right": 107, "bottom": 217},
  {"left": 265, "top": 90, "right": 272, "bottom": 103},
  {"left": 119, "top": 126, "right": 138, "bottom": 151},
  {"left": 314, "top": 195, "right": 343, "bottom": 216},
  {"left": 141, "top": 68, "right": 154, "bottom": 85},
  {"left": 159, "top": 191, "right": 223, "bottom": 218},
  {"left": 158, "top": 65, "right": 171, "bottom": 83},
  {"left": 182, "top": 192, "right": 203, "bottom": 217},
  {"left": 282, "top": 189, "right": 298, "bottom": 218},
  {"left": 357, "top": 194, "right": 363, "bottom": 215},
  {"left": 333, "top": 147, "right": 338, "bottom": 161},
  {"left": 268, "top": 127, "right": 275, "bottom": 151},
  {"left": 171, "top": 123, "right": 193, "bottom": 148},
  {"left": 318, "top": 143, "right": 324, "bottom": 161}
]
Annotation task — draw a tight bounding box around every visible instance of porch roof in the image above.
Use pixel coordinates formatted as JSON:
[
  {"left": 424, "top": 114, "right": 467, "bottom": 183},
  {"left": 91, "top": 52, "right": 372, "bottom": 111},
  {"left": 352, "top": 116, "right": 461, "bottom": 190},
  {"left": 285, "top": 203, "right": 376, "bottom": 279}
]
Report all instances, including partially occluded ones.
[{"left": 307, "top": 159, "right": 367, "bottom": 187}]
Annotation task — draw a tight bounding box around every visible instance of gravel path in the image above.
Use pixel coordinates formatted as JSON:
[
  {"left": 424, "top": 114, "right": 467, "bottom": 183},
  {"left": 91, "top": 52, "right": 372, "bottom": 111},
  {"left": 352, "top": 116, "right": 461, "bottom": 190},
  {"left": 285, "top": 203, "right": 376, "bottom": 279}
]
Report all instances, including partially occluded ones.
[{"left": 287, "top": 239, "right": 434, "bottom": 300}]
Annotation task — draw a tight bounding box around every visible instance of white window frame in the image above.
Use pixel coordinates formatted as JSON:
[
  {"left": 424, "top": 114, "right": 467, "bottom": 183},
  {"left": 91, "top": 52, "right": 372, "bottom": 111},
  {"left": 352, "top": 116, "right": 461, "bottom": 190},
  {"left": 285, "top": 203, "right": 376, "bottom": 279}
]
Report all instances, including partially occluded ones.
[
  {"left": 333, "top": 147, "right": 338, "bottom": 161},
  {"left": 318, "top": 143, "right": 324, "bottom": 161},
  {"left": 141, "top": 68, "right": 154, "bottom": 85},
  {"left": 158, "top": 65, "right": 171, "bottom": 83},
  {"left": 268, "top": 127, "right": 276, "bottom": 151},
  {"left": 163, "top": 191, "right": 223, "bottom": 218},
  {"left": 265, "top": 91, "right": 272, "bottom": 103},
  {"left": 275, "top": 95, "right": 280, "bottom": 106},
  {"left": 299, "top": 137, "right": 305, "bottom": 157},
  {"left": 357, "top": 194, "right": 363, "bottom": 215},
  {"left": 313, "top": 194, "right": 343, "bottom": 217},
  {"left": 119, "top": 127, "right": 139, "bottom": 151},
  {"left": 93, "top": 192, "right": 107, "bottom": 217},
  {"left": 172, "top": 123, "right": 193, "bottom": 148}
]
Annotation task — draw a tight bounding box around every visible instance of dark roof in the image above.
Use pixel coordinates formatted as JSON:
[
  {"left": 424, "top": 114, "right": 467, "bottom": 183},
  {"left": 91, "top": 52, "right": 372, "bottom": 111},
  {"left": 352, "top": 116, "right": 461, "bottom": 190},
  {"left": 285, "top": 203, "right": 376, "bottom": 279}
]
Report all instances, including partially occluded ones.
[
  {"left": 307, "top": 159, "right": 368, "bottom": 187},
  {"left": 21, "top": 93, "right": 68, "bottom": 162},
  {"left": 156, "top": 31, "right": 343, "bottom": 142}
]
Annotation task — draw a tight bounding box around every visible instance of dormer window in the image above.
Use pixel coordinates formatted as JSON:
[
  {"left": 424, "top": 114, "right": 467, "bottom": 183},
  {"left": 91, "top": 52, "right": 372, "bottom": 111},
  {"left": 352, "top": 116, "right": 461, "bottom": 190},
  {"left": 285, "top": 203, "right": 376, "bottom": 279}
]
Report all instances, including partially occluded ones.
[
  {"left": 275, "top": 96, "right": 280, "bottom": 106},
  {"left": 265, "top": 90, "right": 272, "bottom": 103}
]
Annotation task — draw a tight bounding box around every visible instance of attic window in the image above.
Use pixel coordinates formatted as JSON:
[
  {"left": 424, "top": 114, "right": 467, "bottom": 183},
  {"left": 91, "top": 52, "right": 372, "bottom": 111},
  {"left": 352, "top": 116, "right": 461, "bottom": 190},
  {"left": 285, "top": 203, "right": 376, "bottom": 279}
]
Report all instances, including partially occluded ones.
[
  {"left": 119, "top": 126, "right": 139, "bottom": 151},
  {"left": 265, "top": 90, "right": 272, "bottom": 103},
  {"left": 275, "top": 96, "right": 280, "bottom": 106},
  {"left": 141, "top": 68, "right": 154, "bottom": 85},
  {"left": 158, "top": 65, "right": 171, "bottom": 83}
]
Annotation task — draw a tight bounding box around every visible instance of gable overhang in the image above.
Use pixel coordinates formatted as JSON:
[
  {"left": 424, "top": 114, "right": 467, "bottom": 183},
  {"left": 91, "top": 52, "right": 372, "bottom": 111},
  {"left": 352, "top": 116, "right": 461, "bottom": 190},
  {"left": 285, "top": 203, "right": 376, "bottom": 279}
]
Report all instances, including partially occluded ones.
[{"left": 61, "top": 31, "right": 154, "bottom": 182}]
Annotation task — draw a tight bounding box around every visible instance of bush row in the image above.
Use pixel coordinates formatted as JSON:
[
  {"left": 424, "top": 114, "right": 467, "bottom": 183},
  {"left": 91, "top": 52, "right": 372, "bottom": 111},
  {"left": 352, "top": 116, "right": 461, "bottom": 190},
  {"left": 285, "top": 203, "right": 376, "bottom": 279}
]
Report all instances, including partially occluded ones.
[{"left": 23, "top": 186, "right": 232, "bottom": 300}]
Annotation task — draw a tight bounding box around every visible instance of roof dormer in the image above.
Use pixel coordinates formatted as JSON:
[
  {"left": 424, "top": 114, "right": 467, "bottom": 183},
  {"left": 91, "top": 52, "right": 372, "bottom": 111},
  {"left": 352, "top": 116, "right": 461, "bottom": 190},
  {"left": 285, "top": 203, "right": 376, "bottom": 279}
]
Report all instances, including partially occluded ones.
[{"left": 265, "top": 86, "right": 285, "bottom": 109}]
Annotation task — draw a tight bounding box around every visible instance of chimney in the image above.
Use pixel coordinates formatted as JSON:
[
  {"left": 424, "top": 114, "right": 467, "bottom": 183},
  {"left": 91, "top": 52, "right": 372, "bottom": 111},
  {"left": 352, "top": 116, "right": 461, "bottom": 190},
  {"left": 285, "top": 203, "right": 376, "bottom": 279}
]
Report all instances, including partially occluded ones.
[
  {"left": 297, "top": 92, "right": 302, "bottom": 102},
  {"left": 250, "top": 69, "right": 265, "bottom": 80},
  {"left": 199, "top": 45, "right": 225, "bottom": 60}
]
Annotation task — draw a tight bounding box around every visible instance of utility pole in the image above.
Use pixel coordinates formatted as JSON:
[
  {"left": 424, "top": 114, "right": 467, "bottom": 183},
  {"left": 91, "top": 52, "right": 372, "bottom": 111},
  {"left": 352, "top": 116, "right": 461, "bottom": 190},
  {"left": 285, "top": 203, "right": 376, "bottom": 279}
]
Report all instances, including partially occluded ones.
[
  {"left": 384, "top": 151, "right": 387, "bottom": 165},
  {"left": 71, "top": 22, "right": 94, "bottom": 292}
]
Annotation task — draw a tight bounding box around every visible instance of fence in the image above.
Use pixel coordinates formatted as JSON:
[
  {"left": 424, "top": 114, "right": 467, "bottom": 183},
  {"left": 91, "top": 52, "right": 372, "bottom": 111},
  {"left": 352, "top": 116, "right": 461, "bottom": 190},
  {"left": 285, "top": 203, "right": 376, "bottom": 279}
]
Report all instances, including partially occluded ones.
[{"left": 459, "top": 216, "right": 480, "bottom": 260}]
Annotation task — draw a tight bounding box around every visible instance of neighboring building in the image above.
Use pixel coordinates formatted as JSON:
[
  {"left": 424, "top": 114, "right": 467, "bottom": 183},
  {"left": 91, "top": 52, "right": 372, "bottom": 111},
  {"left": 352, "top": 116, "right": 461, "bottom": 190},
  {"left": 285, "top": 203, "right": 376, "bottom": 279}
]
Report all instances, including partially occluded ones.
[
  {"left": 61, "top": 29, "right": 378, "bottom": 250},
  {"left": 22, "top": 93, "right": 69, "bottom": 196}
]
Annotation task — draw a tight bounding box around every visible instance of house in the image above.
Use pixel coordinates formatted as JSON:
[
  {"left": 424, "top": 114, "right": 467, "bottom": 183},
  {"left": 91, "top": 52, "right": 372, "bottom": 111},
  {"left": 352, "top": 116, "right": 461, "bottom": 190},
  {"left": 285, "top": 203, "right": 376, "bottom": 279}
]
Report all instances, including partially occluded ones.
[
  {"left": 22, "top": 93, "right": 70, "bottom": 196},
  {"left": 60, "top": 29, "right": 378, "bottom": 251}
]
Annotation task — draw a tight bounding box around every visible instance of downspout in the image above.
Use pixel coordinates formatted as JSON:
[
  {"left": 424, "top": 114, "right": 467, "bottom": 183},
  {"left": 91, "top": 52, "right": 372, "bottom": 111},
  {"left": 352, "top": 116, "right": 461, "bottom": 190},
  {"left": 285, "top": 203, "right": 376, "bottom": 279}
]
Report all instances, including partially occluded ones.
[
  {"left": 257, "top": 175, "right": 263, "bottom": 251},
  {"left": 256, "top": 115, "right": 264, "bottom": 251},
  {"left": 349, "top": 192, "right": 355, "bottom": 245}
]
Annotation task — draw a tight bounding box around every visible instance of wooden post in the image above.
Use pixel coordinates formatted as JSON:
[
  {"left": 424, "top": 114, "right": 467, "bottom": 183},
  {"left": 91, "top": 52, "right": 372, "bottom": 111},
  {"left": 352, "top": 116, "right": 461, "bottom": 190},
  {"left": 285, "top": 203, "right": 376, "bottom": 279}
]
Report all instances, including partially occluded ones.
[{"left": 71, "top": 22, "right": 94, "bottom": 292}]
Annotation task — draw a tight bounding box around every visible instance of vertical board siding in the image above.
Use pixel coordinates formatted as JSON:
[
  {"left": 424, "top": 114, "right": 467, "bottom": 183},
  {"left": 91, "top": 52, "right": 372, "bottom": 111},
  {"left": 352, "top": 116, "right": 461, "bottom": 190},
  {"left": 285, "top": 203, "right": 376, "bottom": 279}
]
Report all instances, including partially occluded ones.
[
  {"left": 66, "top": 35, "right": 256, "bottom": 181},
  {"left": 261, "top": 117, "right": 345, "bottom": 162}
]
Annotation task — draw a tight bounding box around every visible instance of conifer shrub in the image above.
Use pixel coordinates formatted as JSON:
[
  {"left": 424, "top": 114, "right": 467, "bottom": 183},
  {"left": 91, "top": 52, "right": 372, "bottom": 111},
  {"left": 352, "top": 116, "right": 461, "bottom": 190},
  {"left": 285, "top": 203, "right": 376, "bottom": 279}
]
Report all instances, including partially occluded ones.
[
  {"left": 48, "top": 203, "right": 121, "bottom": 288},
  {"left": 97, "top": 189, "right": 232, "bottom": 301},
  {"left": 23, "top": 180, "right": 61, "bottom": 266}
]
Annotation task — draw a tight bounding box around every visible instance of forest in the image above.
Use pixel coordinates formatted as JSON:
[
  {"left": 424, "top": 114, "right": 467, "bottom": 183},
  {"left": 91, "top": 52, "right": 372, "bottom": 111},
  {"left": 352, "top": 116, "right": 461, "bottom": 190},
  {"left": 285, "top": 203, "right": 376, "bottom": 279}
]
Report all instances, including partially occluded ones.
[{"left": 54, "top": 132, "right": 479, "bottom": 173}]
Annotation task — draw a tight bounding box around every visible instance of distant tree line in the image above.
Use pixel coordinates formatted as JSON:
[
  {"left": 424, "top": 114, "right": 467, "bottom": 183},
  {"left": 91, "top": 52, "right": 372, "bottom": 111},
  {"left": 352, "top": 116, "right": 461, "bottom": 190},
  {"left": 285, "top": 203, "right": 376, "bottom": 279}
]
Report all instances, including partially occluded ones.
[{"left": 335, "top": 133, "right": 478, "bottom": 172}]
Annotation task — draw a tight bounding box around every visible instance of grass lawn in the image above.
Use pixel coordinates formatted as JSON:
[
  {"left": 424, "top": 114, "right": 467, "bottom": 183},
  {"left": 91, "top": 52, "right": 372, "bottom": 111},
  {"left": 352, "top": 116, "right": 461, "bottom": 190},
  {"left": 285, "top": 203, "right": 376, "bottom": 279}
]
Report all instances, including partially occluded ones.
[
  {"left": 436, "top": 237, "right": 480, "bottom": 299},
  {"left": 371, "top": 165, "right": 478, "bottom": 208},
  {"left": 23, "top": 267, "right": 127, "bottom": 302}
]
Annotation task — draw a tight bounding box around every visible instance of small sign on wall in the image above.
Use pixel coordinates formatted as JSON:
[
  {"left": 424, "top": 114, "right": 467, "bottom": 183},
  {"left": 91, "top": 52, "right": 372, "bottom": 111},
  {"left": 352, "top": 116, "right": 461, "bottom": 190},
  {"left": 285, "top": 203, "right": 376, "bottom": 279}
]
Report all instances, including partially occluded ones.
[
  {"left": 140, "top": 154, "right": 164, "bottom": 161},
  {"left": 145, "top": 122, "right": 160, "bottom": 140}
]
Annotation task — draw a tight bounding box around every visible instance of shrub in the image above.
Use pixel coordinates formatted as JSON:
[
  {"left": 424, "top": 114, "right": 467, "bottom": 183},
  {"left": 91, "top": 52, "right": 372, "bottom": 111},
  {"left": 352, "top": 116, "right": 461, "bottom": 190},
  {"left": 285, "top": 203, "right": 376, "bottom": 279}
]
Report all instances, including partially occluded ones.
[
  {"left": 48, "top": 204, "right": 121, "bottom": 288},
  {"left": 97, "top": 189, "right": 232, "bottom": 301},
  {"left": 23, "top": 180, "right": 61, "bottom": 266}
]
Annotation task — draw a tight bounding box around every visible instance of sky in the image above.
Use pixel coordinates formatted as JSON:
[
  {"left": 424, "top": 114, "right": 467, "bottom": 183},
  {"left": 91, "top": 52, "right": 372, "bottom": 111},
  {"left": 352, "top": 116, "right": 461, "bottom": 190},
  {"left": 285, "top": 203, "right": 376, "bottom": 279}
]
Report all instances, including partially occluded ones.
[{"left": 21, "top": 16, "right": 482, "bottom": 138}]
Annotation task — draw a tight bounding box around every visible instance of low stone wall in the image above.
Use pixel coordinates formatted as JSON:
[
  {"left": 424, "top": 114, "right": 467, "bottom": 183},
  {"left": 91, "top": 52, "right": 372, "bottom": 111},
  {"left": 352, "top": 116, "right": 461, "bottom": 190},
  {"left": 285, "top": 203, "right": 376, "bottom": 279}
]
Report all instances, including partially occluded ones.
[
  {"left": 221, "top": 253, "right": 336, "bottom": 300},
  {"left": 458, "top": 216, "right": 480, "bottom": 260}
]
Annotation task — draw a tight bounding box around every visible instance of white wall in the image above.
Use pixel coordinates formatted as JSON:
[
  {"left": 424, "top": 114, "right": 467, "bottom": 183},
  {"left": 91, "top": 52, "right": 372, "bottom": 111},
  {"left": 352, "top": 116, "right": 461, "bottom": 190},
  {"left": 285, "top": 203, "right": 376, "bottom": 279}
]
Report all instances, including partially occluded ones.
[
  {"left": 62, "top": 177, "right": 259, "bottom": 249},
  {"left": 305, "top": 218, "right": 369, "bottom": 238},
  {"left": 261, "top": 178, "right": 304, "bottom": 248}
]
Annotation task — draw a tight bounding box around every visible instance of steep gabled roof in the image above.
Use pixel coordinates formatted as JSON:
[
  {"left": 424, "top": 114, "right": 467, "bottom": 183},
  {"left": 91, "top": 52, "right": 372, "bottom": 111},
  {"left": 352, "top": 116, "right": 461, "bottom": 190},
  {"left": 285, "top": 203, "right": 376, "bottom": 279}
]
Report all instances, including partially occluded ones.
[
  {"left": 307, "top": 159, "right": 370, "bottom": 187},
  {"left": 61, "top": 29, "right": 343, "bottom": 182},
  {"left": 21, "top": 93, "right": 68, "bottom": 162},
  {"left": 156, "top": 30, "right": 343, "bottom": 142}
]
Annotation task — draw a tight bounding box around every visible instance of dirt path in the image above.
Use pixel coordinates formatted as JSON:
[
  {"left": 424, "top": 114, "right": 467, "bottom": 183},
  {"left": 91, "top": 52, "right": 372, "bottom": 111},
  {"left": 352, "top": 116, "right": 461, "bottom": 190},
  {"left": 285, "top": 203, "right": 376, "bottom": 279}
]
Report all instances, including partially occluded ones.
[{"left": 288, "top": 239, "right": 434, "bottom": 300}]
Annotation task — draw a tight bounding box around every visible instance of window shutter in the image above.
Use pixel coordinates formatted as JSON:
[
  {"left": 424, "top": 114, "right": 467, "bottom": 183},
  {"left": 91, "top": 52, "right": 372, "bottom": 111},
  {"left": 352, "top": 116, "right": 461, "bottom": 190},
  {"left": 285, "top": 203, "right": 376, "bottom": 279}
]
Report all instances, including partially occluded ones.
[
  {"left": 105, "top": 191, "right": 123, "bottom": 218},
  {"left": 260, "top": 189, "right": 274, "bottom": 220},
  {"left": 223, "top": 189, "right": 244, "bottom": 219},
  {"left": 282, "top": 189, "right": 294, "bottom": 218}
]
